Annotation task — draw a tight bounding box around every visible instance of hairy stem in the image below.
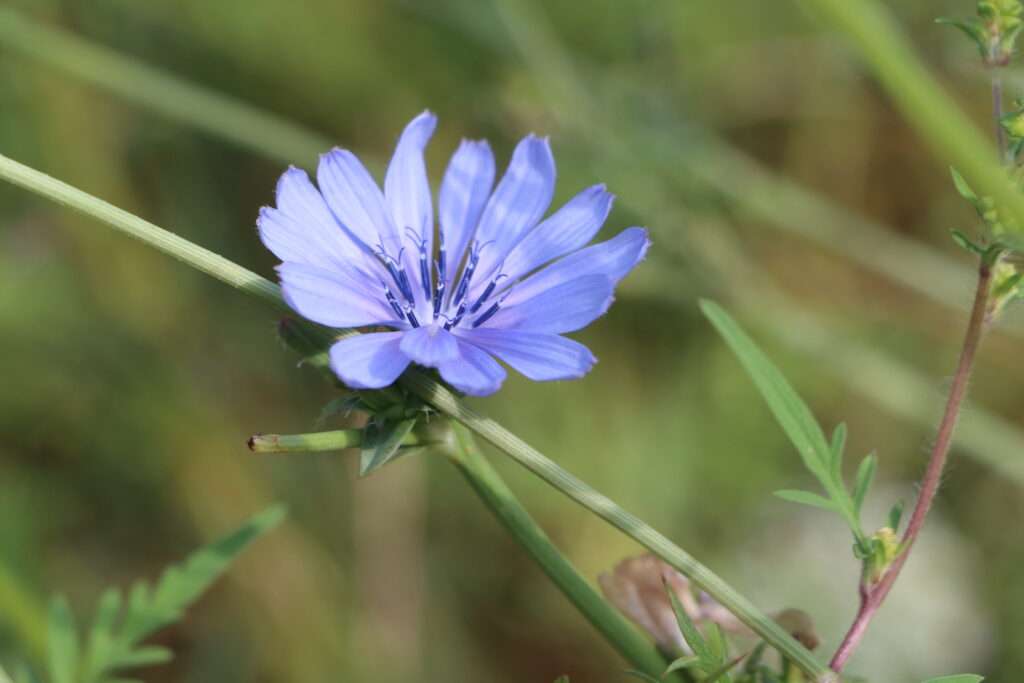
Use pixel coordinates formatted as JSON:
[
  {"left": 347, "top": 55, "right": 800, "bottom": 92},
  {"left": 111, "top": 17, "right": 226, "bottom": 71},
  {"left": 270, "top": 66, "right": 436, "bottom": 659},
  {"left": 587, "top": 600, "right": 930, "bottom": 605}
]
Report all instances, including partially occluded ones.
[
  {"left": 829, "top": 261, "right": 993, "bottom": 671},
  {"left": 0, "top": 153, "right": 828, "bottom": 681}
]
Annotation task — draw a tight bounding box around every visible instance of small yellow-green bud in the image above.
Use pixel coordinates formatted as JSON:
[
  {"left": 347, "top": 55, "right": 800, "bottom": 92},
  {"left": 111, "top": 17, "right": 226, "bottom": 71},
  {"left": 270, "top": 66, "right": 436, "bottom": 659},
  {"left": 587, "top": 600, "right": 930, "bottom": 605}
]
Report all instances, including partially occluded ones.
[
  {"left": 1001, "top": 110, "right": 1024, "bottom": 138},
  {"left": 866, "top": 527, "right": 900, "bottom": 584}
]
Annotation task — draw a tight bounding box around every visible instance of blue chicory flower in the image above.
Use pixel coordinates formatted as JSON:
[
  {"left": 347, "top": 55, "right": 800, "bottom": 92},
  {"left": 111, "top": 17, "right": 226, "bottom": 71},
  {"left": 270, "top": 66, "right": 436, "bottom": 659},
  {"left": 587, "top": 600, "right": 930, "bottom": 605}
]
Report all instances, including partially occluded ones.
[{"left": 258, "top": 111, "right": 649, "bottom": 396}]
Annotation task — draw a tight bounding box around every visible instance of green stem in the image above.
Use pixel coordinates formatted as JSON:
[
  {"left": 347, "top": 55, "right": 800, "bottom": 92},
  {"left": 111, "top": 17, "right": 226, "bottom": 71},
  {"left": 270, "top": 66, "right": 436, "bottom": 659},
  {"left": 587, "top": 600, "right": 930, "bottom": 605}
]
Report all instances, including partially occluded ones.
[
  {"left": 248, "top": 429, "right": 413, "bottom": 453},
  {"left": 0, "top": 153, "right": 828, "bottom": 680},
  {"left": 800, "top": 0, "right": 1024, "bottom": 232},
  {"left": 444, "top": 423, "right": 675, "bottom": 680},
  {"left": 247, "top": 423, "right": 675, "bottom": 678},
  {"left": 401, "top": 374, "right": 833, "bottom": 682}
]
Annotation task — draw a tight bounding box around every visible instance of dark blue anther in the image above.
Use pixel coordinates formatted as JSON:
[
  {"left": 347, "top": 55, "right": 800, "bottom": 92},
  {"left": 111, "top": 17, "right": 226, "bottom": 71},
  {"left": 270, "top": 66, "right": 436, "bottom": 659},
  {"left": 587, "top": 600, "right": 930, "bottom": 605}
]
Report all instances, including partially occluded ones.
[
  {"left": 452, "top": 252, "right": 479, "bottom": 306},
  {"left": 383, "top": 285, "right": 405, "bottom": 319},
  {"left": 469, "top": 274, "right": 507, "bottom": 314},
  {"left": 404, "top": 306, "right": 420, "bottom": 328},
  {"left": 471, "top": 302, "right": 501, "bottom": 328},
  {"left": 396, "top": 268, "right": 415, "bottom": 305}
]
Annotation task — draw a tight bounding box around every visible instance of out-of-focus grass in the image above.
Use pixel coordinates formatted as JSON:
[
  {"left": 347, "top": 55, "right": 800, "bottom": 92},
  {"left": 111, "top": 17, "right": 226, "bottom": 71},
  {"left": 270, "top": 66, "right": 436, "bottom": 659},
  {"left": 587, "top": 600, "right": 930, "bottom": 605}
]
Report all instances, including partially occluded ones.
[{"left": 0, "top": 1, "right": 1021, "bottom": 682}]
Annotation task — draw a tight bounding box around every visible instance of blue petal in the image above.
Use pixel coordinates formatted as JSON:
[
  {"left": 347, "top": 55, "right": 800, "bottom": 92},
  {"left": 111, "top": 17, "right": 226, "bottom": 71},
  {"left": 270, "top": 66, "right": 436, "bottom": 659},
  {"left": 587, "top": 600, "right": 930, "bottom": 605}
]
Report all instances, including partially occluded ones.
[
  {"left": 318, "top": 148, "right": 402, "bottom": 256},
  {"left": 259, "top": 168, "right": 374, "bottom": 273},
  {"left": 385, "top": 111, "right": 437, "bottom": 256},
  {"left": 472, "top": 135, "right": 555, "bottom": 283},
  {"left": 398, "top": 325, "right": 460, "bottom": 367},
  {"left": 457, "top": 328, "right": 596, "bottom": 381},
  {"left": 502, "top": 227, "right": 650, "bottom": 307},
  {"left": 278, "top": 261, "right": 398, "bottom": 328},
  {"left": 438, "top": 341, "right": 506, "bottom": 396},
  {"left": 495, "top": 184, "right": 613, "bottom": 288},
  {"left": 329, "top": 332, "right": 411, "bottom": 389},
  {"left": 484, "top": 275, "right": 614, "bottom": 334},
  {"left": 439, "top": 139, "right": 495, "bottom": 284}
]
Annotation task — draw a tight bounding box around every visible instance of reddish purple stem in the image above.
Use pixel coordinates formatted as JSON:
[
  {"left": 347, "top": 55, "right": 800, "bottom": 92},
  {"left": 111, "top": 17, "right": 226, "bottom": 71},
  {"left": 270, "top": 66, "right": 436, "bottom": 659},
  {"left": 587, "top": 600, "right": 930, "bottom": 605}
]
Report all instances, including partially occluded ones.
[{"left": 829, "top": 261, "right": 993, "bottom": 673}]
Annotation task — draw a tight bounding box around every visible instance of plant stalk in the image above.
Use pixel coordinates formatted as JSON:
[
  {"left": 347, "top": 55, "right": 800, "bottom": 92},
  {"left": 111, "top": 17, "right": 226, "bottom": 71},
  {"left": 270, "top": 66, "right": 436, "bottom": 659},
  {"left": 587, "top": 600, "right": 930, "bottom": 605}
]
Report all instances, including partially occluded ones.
[
  {"left": 0, "top": 152, "right": 828, "bottom": 680},
  {"left": 829, "top": 261, "right": 993, "bottom": 671}
]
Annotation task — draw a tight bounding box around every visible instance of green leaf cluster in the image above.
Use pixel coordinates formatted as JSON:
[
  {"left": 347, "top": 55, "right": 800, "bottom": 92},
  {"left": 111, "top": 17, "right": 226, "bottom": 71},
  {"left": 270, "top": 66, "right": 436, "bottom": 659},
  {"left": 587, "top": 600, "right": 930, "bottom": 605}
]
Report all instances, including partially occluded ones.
[
  {"left": 30, "top": 506, "right": 284, "bottom": 683},
  {"left": 938, "top": 0, "right": 1023, "bottom": 65}
]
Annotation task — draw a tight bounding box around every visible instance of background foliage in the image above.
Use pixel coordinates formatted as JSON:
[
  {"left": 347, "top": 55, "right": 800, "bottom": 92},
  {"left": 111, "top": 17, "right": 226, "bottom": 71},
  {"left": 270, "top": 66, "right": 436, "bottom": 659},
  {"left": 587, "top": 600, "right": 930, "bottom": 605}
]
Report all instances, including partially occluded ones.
[{"left": 0, "top": 0, "right": 1021, "bottom": 681}]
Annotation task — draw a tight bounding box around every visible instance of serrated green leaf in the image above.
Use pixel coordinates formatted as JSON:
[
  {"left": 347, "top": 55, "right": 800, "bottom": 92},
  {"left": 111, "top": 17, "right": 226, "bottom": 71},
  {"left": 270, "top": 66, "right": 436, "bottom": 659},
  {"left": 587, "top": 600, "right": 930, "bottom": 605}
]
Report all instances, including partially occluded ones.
[
  {"left": 82, "top": 589, "right": 122, "bottom": 680},
  {"left": 359, "top": 418, "right": 418, "bottom": 477},
  {"left": 773, "top": 490, "right": 835, "bottom": 511},
  {"left": 852, "top": 454, "right": 877, "bottom": 517},
  {"left": 78, "top": 506, "right": 285, "bottom": 683},
  {"left": 888, "top": 500, "right": 905, "bottom": 532},
  {"left": 48, "top": 596, "right": 79, "bottom": 683},
  {"left": 664, "top": 580, "right": 713, "bottom": 669},
  {"left": 701, "top": 302, "right": 831, "bottom": 479},
  {"left": 922, "top": 676, "right": 984, "bottom": 683}
]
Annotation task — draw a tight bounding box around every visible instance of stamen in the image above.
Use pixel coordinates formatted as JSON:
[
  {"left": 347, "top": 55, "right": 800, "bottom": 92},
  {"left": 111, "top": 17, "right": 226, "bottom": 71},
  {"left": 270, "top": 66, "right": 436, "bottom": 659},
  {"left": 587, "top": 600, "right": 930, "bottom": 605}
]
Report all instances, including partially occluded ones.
[
  {"left": 404, "top": 305, "right": 420, "bottom": 328},
  {"left": 452, "top": 248, "right": 480, "bottom": 307},
  {"left": 444, "top": 300, "right": 468, "bottom": 330},
  {"left": 376, "top": 244, "right": 416, "bottom": 305},
  {"left": 469, "top": 274, "right": 507, "bottom": 314},
  {"left": 471, "top": 301, "right": 501, "bottom": 328},
  {"left": 383, "top": 285, "right": 405, "bottom": 320}
]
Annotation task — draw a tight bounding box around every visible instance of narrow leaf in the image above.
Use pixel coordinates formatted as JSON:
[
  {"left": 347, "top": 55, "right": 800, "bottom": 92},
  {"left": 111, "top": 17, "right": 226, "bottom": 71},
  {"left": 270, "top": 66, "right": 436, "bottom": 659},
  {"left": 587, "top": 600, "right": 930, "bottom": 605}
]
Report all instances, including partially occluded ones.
[
  {"left": 852, "top": 454, "right": 878, "bottom": 516},
  {"left": 47, "top": 597, "right": 79, "bottom": 683},
  {"left": 922, "top": 676, "right": 984, "bottom": 683},
  {"left": 359, "top": 418, "right": 418, "bottom": 477},
  {"left": 701, "top": 301, "right": 831, "bottom": 481},
  {"left": 664, "top": 580, "right": 713, "bottom": 668},
  {"left": 888, "top": 500, "right": 905, "bottom": 532},
  {"left": 773, "top": 490, "right": 835, "bottom": 511},
  {"left": 664, "top": 656, "right": 700, "bottom": 675},
  {"left": 829, "top": 422, "right": 848, "bottom": 484}
]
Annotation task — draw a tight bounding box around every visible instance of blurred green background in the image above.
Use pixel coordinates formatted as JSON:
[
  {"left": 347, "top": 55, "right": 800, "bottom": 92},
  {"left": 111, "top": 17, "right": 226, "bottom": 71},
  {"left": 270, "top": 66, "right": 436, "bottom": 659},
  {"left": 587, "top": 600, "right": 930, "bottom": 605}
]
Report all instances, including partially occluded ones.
[{"left": 1, "top": 0, "right": 1022, "bottom": 681}]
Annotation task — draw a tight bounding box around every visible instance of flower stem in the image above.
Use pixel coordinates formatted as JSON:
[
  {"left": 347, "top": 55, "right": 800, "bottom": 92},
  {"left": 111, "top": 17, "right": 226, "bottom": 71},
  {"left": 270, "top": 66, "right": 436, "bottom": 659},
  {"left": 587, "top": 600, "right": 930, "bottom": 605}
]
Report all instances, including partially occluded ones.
[
  {"left": 248, "top": 429, "right": 414, "bottom": 453},
  {"left": 443, "top": 423, "right": 676, "bottom": 680},
  {"left": 829, "top": 260, "right": 993, "bottom": 672},
  {"left": 0, "top": 153, "right": 829, "bottom": 681}
]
